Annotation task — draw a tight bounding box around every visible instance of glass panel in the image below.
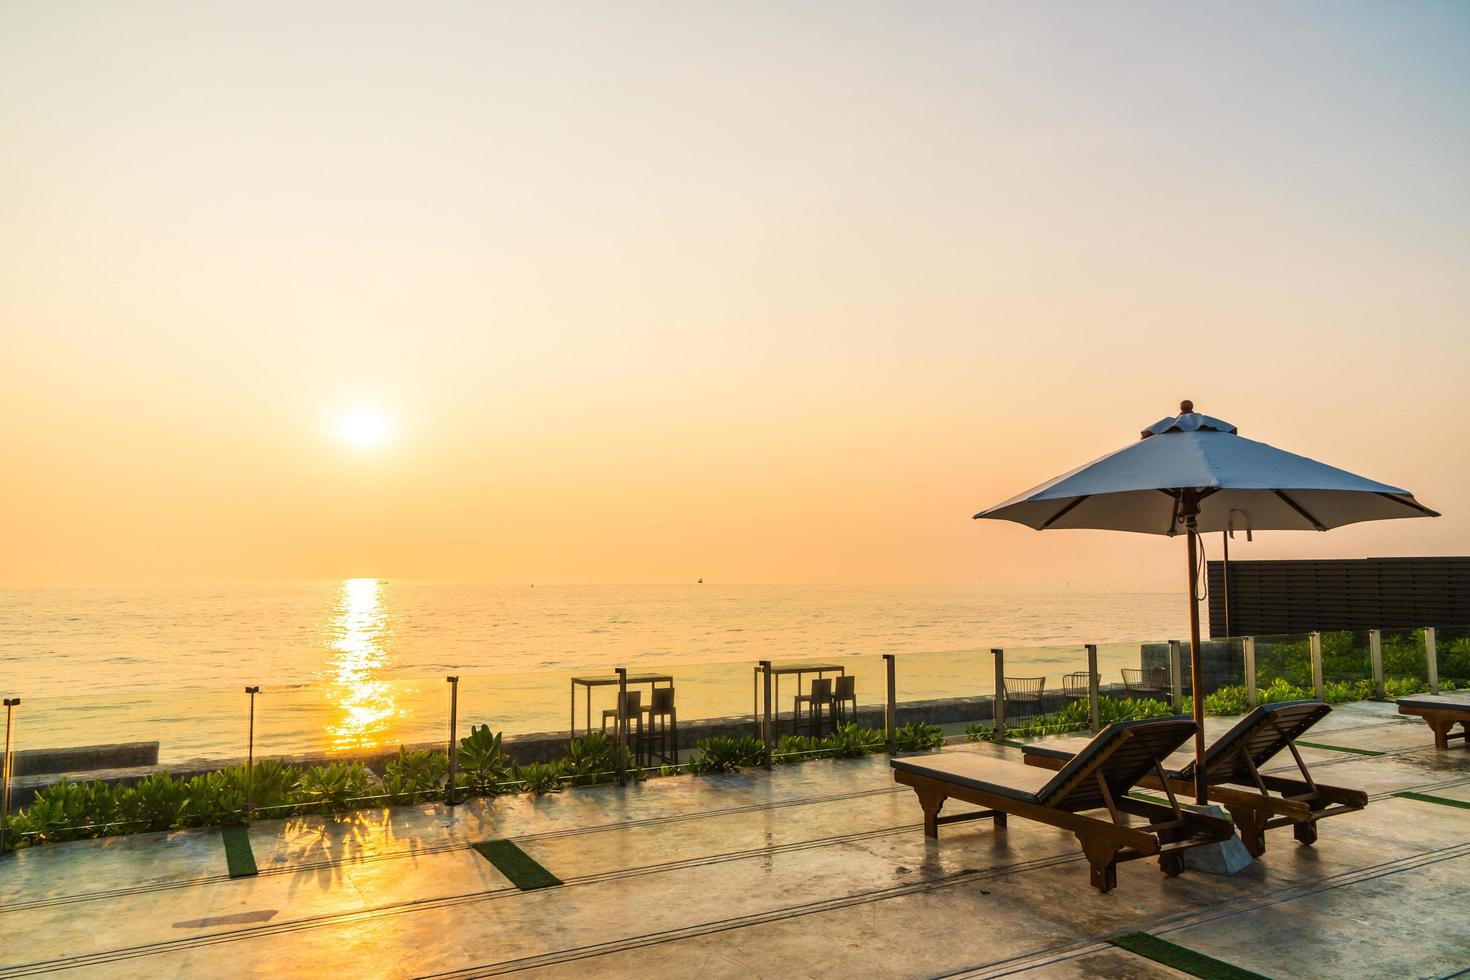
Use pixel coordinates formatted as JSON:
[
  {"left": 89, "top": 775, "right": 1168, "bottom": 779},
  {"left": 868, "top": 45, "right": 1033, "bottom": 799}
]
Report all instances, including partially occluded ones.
[
  {"left": 1380, "top": 628, "right": 1429, "bottom": 696},
  {"left": 1319, "top": 630, "right": 1372, "bottom": 700},
  {"left": 1434, "top": 626, "right": 1470, "bottom": 687},
  {"left": 1252, "top": 633, "right": 1314, "bottom": 695}
]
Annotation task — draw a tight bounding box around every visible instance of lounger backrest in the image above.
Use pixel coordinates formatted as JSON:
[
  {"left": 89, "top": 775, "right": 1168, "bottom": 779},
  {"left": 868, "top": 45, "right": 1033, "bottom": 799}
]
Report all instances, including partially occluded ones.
[
  {"left": 1175, "top": 700, "right": 1329, "bottom": 784},
  {"left": 1036, "top": 717, "right": 1197, "bottom": 811}
]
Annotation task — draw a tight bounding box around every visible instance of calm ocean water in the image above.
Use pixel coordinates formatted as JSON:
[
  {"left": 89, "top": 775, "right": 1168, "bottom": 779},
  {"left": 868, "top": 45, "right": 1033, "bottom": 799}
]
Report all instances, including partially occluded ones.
[{"left": 0, "top": 582, "right": 1186, "bottom": 761}]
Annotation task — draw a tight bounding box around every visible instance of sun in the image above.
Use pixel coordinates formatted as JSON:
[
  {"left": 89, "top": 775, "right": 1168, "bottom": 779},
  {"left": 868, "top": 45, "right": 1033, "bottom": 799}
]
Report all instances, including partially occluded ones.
[{"left": 334, "top": 406, "right": 392, "bottom": 449}]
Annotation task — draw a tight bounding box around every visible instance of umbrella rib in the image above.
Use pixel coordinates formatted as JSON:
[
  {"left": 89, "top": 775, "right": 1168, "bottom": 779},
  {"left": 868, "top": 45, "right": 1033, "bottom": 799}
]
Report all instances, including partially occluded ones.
[
  {"left": 1374, "top": 491, "right": 1440, "bottom": 518},
  {"left": 1273, "top": 490, "right": 1327, "bottom": 531},
  {"left": 1041, "top": 495, "right": 1089, "bottom": 529}
]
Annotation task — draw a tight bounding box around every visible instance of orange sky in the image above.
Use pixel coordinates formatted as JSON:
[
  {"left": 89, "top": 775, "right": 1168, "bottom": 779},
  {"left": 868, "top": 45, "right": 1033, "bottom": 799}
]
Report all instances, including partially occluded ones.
[{"left": 3, "top": 3, "right": 1468, "bottom": 588}]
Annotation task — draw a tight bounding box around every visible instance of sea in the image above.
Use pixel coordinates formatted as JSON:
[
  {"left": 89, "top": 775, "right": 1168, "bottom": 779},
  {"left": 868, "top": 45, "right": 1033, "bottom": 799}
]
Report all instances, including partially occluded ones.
[{"left": 0, "top": 582, "right": 1187, "bottom": 763}]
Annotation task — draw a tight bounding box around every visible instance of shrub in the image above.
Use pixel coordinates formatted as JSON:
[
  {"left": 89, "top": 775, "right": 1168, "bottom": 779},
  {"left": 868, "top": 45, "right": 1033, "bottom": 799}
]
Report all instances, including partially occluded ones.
[
  {"left": 774, "top": 734, "right": 828, "bottom": 763},
  {"left": 562, "top": 732, "right": 623, "bottom": 786},
  {"left": 511, "top": 761, "right": 564, "bottom": 795},
  {"left": 1385, "top": 676, "right": 1429, "bottom": 698},
  {"left": 822, "top": 722, "right": 884, "bottom": 758},
  {"left": 1259, "top": 678, "right": 1312, "bottom": 704},
  {"left": 893, "top": 721, "right": 945, "bottom": 751},
  {"left": 688, "top": 736, "right": 766, "bottom": 774},
  {"left": 1203, "top": 685, "right": 1249, "bottom": 716},
  {"left": 296, "top": 762, "right": 374, "bottom": 814},
  {"left": 122, "top": 772, "right": 189, "bottom": 831},
  {"left": 382, "top": 748, "right": 448, "bottom": 805},
  {"left": 181, "top": 770, "right": 248, "bottom": 827},
  {"left": 457, "top": 725, "right": 512, "bottom": 797}
]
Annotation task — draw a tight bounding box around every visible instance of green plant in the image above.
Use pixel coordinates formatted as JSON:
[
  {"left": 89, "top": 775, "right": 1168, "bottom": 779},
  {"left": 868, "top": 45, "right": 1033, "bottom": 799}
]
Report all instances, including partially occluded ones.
[
  {"left": 893, "top": 721, "right": 945, "bottom": 751},
  {"left": 382, "top": 748, "right": 449, "bottom": 805},
  {"left": 688, "top": 735, "right": 765, "bottom": 774},
  {"left": 822, "top": 722, "right": 885, "bottom": 758},
  {"left": 180, "top": 769, "right": 248, "bottom": 827},
  {"left": 1323, "top": 679, "right": 1374, "bottom": 704},
  {"left": 773, "top": 734, "right": 828, "bottom": 763},
  {"left": 562, "top": 732, "right": 622, "bottom": 786},
  {"left": 121, "top": 772, "right": 189, "bottom": 831},
  {"left": 1203, "top": 686, "right": 1249, "bottom": 716},
  {"left": 1259, "top": 677, "right": 1312, "bottom": 704},
  {"left": 295, "top": 762, "right": 374, "bottom": 814},
  {"left": 963, "top": 722, "right": 992, "bottom": 742},
  {"left": 1385, "top": 676, "right": 1429, "bottom": 698},
  {"left": 511, "top": 761, "right": 564, "bottom": 795},
  {"left": 457, "top": 725, "right": 513, "bottom": 796}
]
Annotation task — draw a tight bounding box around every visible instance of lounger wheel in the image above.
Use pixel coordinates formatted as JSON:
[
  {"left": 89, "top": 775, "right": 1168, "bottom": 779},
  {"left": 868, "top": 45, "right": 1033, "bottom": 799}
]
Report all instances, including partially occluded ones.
[
  {"left": 1293, "top": 820, "right": 1318, "bottom": 846},
  {"left": 1159, "top": 852, "right": 1184, "bottom": 878}
]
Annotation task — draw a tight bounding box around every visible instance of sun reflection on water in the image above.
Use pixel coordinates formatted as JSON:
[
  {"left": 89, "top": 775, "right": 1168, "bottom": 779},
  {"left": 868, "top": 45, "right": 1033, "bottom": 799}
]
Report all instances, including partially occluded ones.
[{"left": 325, "top": 577, "right": 398, "bottom": 750}]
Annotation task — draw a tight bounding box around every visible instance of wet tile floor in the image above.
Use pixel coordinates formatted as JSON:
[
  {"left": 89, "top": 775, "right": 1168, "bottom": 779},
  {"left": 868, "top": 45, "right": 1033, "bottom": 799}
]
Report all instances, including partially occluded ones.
[{"left": 1, "top": 700, "right": 1466, "bottom": 978}]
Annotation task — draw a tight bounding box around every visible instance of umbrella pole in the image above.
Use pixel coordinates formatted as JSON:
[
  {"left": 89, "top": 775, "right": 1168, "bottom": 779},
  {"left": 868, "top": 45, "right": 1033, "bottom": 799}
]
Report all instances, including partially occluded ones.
[{"left": 1186, "top": 522, "right": 1207, "bottom": 805}]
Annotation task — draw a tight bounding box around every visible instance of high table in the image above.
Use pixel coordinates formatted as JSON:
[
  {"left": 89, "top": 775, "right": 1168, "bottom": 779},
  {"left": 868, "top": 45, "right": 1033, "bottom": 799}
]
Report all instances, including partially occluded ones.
[
  {"left": 752, "top": 662, "right": 846, "bottom": 739},
  {"left": 570, "top": 673, "right": 674, "bottom": 740}
]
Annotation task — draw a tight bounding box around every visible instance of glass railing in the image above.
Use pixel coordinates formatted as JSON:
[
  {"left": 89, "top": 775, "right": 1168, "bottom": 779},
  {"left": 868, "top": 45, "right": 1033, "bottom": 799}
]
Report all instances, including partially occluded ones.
[{"left": 4, "top": 622, "right": 1467, "bottom": 849}]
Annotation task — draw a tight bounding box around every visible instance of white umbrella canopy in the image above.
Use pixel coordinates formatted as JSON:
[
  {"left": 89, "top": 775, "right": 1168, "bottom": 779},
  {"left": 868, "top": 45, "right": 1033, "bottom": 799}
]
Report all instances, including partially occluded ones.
[
  {"left": 973, "top": 401, "right": 1439, "bottom": 803},
  {"left": 975, "top": 406, "right": 1438, "bottom": 533}
]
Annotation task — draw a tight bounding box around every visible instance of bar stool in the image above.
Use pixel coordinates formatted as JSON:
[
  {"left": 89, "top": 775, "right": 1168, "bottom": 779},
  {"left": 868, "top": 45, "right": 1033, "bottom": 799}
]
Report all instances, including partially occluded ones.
[
  {"left": 794, "top": 677, "right": 835, "bottom": 737},
  {"left": 640, "top": 686, "right": 679, "bottom": 764},
  {"left": 601, "top": 690, "right": 644, "bottom": 763},
  {"left": 832, "top": 674, "right": 858, "bottom": 724},
  {"left": 1003, "top": 676, "right": 1046, "bottom": 722}
]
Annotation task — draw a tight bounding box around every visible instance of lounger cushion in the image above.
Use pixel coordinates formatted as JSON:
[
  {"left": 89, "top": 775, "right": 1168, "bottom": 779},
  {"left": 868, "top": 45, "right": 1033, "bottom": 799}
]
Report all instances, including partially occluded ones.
[
  {"left": 890, "top": 752, "right": 1055, "bottom": 804},
  {"left": 1172, "top": 700, "right": 1328, "bottom": 784},
  {"left": 1397, "top": 694, "right": 1470, "bottom": 712}
]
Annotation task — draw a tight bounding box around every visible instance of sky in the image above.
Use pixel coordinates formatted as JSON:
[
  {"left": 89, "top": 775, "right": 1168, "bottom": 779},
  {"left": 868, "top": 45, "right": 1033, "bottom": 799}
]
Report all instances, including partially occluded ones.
[{"left": 2, "top": 2, "right": 1468, "bottom": 588}]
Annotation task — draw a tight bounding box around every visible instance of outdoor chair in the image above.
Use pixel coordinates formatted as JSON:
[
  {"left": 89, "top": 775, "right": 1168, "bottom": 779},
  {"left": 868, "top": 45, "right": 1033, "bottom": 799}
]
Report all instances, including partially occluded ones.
[
  {"left": 794, "top": 677, "right": 835, "bottom": 737},
  {"left": 601, "top": 690, "right": 645, "bottom": 763},
  {"left": 1003, "top": 675, "right": 1046, "bottom": 721},
  {"left": 832, "top": 674, "right": 858, "bottom": 724},
  {"left": 640, "top": 686, "right": 679, "bottom": 764},
  {"left": 1121, "top": 667, "right": 1169, "bottom": 700},
  {"left": 891, "top": 718, "right": 1232, "bottom": 893},
  {"left": 1062, "top": 671, "right": 1091, "bottom": 702},
  {"left": 1022, "top": 700, "right": 1367, "bottom": 857},
  {"left": 1395, "top": 693, "right": 1470, "bottom": 749}
]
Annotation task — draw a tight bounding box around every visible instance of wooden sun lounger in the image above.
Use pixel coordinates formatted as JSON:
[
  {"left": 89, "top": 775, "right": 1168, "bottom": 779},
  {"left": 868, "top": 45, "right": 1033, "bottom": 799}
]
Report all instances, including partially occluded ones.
[
  {"left": 1022, "top": 701, "right": 1367, "bottom": 857},
  {"left": 1397, "top": 694, "right": 1470, "bottom": 749},
  {"left": 891, "top": 718, "right": 1232, "bottom": 893}
]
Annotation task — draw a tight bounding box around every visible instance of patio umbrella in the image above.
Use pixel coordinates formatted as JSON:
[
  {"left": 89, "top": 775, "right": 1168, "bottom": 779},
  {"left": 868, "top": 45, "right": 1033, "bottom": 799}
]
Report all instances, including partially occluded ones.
[{"left": 974, "top": 400, "right": 1438, "bottom": 803}]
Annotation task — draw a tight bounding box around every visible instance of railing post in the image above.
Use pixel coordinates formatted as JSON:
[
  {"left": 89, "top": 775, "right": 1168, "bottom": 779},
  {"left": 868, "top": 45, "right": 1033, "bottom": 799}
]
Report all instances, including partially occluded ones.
[
  {"left": 1168, "top": 639, "right": 1184, "bottom": 713},
  {"left": 1085, "top": 644, "right": 1099, "bottom": 734},
  {"left": 992, "top": 648, "right": 1005, "bottom": 741},
  {"left": 445, "top": 675, "right": 460, "bottom": 806},
  {"left": 244, "top": 686, "right": 259, "bottom": 819},
  {"left": 760, "top": 660, "right": 773, "bottom": 769},
  {"left": 1368, "top": 630, "right": 1384, "bottom": 700},
  {"left": 1310, "top": 631, "right": 1324, "bottom": 700},
  {"left": 1243, "top": 636, "right": 1257, "bottom": 707},
  {"left": 883, "top": 654, "right": 897, "bottom": 751},
  {"left": 615, "top": 667, "right": 628, "bottom": 786},
  {"left": 1425, "top": 627, "right": 1439, "bottom": 695},
  {"left": 1, "top": 698, "right": 17, "bottom": 854}
]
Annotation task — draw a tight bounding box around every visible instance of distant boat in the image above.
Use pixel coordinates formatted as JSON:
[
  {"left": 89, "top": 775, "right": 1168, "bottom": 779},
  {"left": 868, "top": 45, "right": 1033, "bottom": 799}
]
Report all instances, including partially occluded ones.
[{"left": 697, "top": 578, "right": 703, "bottom": 584}]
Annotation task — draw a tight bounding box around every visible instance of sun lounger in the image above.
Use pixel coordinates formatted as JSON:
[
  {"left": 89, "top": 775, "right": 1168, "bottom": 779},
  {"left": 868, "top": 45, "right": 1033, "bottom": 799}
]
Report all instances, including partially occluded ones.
[
  {"left": 1396, "top": 693, "right": 1470, "bottom": 749},
  {"left": 891, "top": 718, "right": 1232, "bottom": 893},
  {"left": 1022, "top": 701, "right": 1367, "bottom": 857}
]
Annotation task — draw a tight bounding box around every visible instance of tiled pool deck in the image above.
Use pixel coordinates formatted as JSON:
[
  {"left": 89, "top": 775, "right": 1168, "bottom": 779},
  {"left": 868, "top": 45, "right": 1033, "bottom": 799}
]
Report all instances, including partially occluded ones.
[{"left": 2, "top": 700, "right": 1467, "bottom": 978}]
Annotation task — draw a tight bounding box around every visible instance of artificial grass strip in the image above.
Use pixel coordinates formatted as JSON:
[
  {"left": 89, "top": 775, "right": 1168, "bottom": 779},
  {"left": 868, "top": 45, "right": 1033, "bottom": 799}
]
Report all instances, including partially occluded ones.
[
  {"left": 1292, "top": 740, "right": 1383, "bottom": 756},
  {"left": 220, "top": 825, "right": 258, "bottom": 879},
  {"left": 1110, "top": 932, "right": 1268, "bottom": 980},
  {"left": 472, "top": 839, "right": 563, "bottom": 890},
  {"left": 1394, "top": 791, "right": 1470, "bottom": 810}
]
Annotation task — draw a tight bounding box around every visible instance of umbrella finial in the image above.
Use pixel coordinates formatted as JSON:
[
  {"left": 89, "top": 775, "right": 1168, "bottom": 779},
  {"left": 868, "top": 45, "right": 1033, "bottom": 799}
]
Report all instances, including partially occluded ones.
[{"left": 1180, "top": 399, "right": 1194, "bottom": 414}]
